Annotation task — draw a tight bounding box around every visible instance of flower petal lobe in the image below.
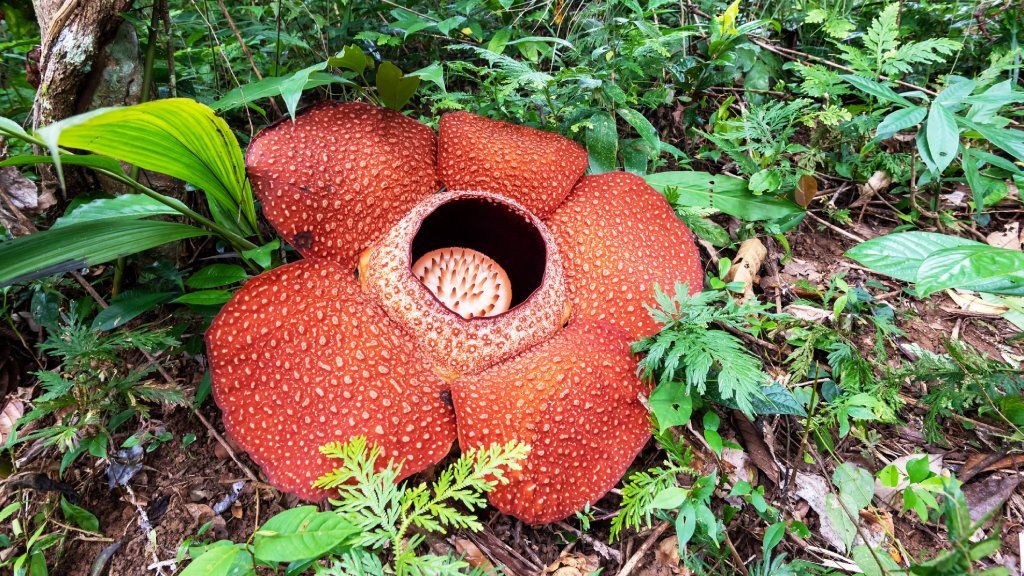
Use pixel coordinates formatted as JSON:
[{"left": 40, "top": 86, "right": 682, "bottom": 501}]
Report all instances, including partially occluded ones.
[
  {"left": 438, "top": 112, "right": 587, "bottom": 217},
  {"left": 206, "top": 259, "right": 455, "bottom": 499},
  {"left": 247, "top": 102, "right": 439, "bottom": 263},
  {"left": 547, "top": 171, "right": 703, "bottom": 338},
  {"left": 451, "top": 319, "right": 650, "bottom": 524}
]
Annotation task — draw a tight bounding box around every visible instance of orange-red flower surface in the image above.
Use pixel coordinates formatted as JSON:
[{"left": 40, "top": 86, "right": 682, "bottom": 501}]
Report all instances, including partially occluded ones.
[{"left": 206, "top": 102, "right": 703, "bottom": 524}]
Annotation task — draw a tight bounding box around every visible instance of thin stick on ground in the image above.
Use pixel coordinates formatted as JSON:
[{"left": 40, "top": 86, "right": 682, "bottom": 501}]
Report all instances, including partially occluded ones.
[{"left": 615, "top": 521, "right": 670, "bottom": 576}]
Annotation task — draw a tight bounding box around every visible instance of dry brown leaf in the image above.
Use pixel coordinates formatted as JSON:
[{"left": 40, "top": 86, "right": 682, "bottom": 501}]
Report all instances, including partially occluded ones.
[
  {"left": 454, "top": 537, "right": 497, "bottom": 575},
  {"left": 794, "top": 472, "right": 847, "bottom": 551},
  {"left": 0, "top": 399, "right": 24, "bottom": 446},
  {"left": 647, "top": 536, "right": 692, "bottom": 576},
  {"left": 946, "top": 289, "right": 1009, "bottom": 316},
  {"left": 724, "top": 238, "right": 767, "bottom": 302},
  {"left": 721, "top": 447, "right": 756, "bottom": 487},
  {"left": 986, "top": 222, "right": 1021, "bottom": 251},
  {"left": 795, "top": 174, "right": 818, "bottom": 208},
  {"left": 784, "top": 304, "right": 832, "bottom": 322},
  {"left": 734, "top": 413, "right": 781, "bottom": 485},
  {"left": 858, "top": 509, "right": 893, "bottom": 548},
  {"left": 964, "top": 475, "right": 1021, "bottom": 524},
  {"left": 544, "top": 553, "right": 600, "bottom": 576},
  {"left": 961, "top": 453, "right": 1024, "bottom": 483},
  {"left": 851, "top": 170, "right": 890, "bottom": 207}
]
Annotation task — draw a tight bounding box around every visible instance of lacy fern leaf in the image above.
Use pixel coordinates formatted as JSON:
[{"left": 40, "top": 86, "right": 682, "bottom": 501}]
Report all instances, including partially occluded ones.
[
  {"left": 314, "top": 437, "right": 528, "bottom": 575},
  {"left": 634, "top": 284, "right": 777, "bottom": 416}
]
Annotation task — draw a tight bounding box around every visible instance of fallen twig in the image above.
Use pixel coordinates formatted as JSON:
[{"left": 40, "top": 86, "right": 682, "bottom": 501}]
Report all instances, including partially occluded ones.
[{"left": 614, "top": 521, "right": 669, "bottom": 576}]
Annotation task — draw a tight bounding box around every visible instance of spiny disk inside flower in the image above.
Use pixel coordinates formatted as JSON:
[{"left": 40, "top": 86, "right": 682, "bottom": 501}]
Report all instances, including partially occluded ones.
[
  {"left": 412, "top": 247, "right": 512, "bottom": 319},
  {"left": 208, "top": 102, "right": 704, "bottom": 524}
]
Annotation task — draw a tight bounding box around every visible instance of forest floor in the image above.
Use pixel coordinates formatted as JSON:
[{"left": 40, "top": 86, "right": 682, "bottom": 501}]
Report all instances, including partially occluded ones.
[{"left": 33, "top": 221, "right": 1022, "bottom": 576}]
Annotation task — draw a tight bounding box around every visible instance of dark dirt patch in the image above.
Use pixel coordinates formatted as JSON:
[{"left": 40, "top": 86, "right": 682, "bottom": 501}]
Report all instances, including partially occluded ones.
[{"left": 50, "top": 408, "right": 286, "bottom": 576}]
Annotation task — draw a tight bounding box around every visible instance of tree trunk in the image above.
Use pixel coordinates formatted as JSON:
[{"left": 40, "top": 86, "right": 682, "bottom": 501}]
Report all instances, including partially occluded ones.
[{"left": 30, "top": 0, "right": 140, "bottom": 201}]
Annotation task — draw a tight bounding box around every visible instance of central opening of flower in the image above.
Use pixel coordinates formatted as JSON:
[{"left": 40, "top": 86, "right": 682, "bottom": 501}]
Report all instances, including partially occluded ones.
[{"left": 410, "top": 197, "right": 546, "bottom": 319}]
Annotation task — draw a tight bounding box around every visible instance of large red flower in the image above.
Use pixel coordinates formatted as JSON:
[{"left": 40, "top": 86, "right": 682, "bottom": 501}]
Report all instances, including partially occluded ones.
[{"left": 206, "top": 102, "right": 702, "bottom": 524}]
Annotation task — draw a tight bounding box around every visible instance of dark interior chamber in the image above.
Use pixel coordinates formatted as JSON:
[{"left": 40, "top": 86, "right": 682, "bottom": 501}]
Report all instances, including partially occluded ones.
[{"left": 410, "top": 197, "right": 546, "bottom": 309}]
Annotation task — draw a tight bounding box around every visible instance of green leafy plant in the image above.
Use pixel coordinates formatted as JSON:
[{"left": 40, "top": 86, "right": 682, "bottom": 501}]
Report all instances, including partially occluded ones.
[
  {"left": 634, "top": 283, "right": 799, "bottom": 417},
  {"left": 1, "top": 496, "right": 101, "bottom": 576},
  {"left": 4, "top": 306, "right": 184, "bottom": 472},
  {"left": 901, "top": 341, "right": 1024, "bottom": 443},
  {"left": 180, "top": 437, "right": 528, "bottom": 575},
  {"left": 846, "top": 231, "right": 1024, "bottom": 297},
  {"left": 0, "top": 99, "right": 262, "bottom": 288}
]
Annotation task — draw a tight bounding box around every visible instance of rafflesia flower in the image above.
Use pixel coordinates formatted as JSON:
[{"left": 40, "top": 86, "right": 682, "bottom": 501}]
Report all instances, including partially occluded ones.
[{"left": 206, "top": 103, "right": 702, "bottom": 524}]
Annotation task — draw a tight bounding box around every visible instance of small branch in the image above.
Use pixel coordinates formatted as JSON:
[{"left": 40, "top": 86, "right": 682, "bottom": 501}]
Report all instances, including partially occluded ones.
[
  {"left": 556, "top": 522, "right": 623, "bottom": 562},
  {"left": 749, "top": 38, "right": 939, "bottom": 97},
  {"left": 214, "top": 0, "right": 263, "bottom": 81},
  {"left": 806, "top": 211, "right": 867, "bottom": 244},
  {"left": 615, "top": 521, "right": 670, "bottom": 576}
]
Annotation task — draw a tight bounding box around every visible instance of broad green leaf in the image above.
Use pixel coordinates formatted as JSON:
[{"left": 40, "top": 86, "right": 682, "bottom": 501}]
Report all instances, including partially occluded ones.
[
  {"left": 824, "top": 493, "right": 856, "bottom": 551},
  {"left": 212, "top": 67, "right": 347, "bottom": 118},
  {"left": 375, "top": 62, "right": 420, "bottom": 111},
  {"left": 181, "top": 541, "right": 252, "bottom": 576},
  {"left": 621, "top": 138, "right": 652, "bottom": 175},
  {"left": 852, "top": 545, "right": 900, "bottom": 576},
  {"left": 253, "top": 506, "right": 359, "bottom": 563},
  {"left": 968, "top": 149, "right": 1023, "bottom": 174},
  {"left": 747, "top": 382, "right": 806, "bottom": 416},
  {"left": 960, "top": 119, "right": 1024, "bottom": 162},
  {"left": 762, "top": 522, "right": 786, "bottom": 556},
  {"left": 186, "top": 264, "right": 249, "bottom": 289},
  {"left": 328, "top": 45, "right": 371, "bottom": 75},
  {"left": 0, "top": 116, "right": 32, "bottom": 142},
  {"left": 278, "top": 64, "right": 334, "bottom": 120},
  {"left": 174, "top": 290, "right": 234, "bottom": 306},
  {"left": 649, "top": 381, "right": 692, "bottom": 432},
  {"left": 0, "top": 220, "right": 208, "bottom": 288},
  {"left": 916, "top": 244, "right": 1024, "bottom": 296},
  {"left": 409, "top": 62, "right": 445, "bottom": 92},
  {"left": 916, "top": 129, "right": 938, "bottom": 174},
  {"left": 92, "top": 290, "right": 178, "bottom": 331},
  {"left": 966, "top": 80, "right": 1022, "bottom": 123},
  {"left": 839, "top": 75, "right": 911, "bottom": 106},
  {"left": 60, "top": 497, "right": 99, "bottom": 532},
  {"left": 0, "top": 502, "right": 20, "bottom": 524},
  {"left": 934, "top": 78, "right": 976, "bottom": 108},
  {"left": 906, "top": 456, "right": 932, "bottom": 483},
  {"left": 585, "top": 112, "right": 618, "bottom": 173},
  {"left": 487, "top": 28, "right": 512, "bottom": 53},
  {"left": 37, "top": 99, "right": 257, "bottom": 236},
  {"left": 242, "top": 239, "right": 280, "bottom": 270},
  {"left": 675, "top": 504, "right": 697, "bottom": 548},
  {"left": 962, "top": 148, "right": 1005, "bottom": 217},
  {"left": 874, "top": 106, "right": 926, "bottom": 140},
  {"left": 617, "top": 108, "right": 660, "bottom": 152},
  {"left": 52, "top": 194, "right": 179, "bottom": 229},
  {"left": 877, "top": 464, "right": 900, "bottom": 488},
  {"left": 650, "top": 486, "right": 689, "bottom": 510},
  {"left": 925, "top": 103, "right": 959, "bottom": 174},
  {"left": 645, "top": 171, "right": 804, "bottom": 222},
  {"left": 844, "top": 231, "right": 979, "bottom": 282},
  {"left": 505, "top": 35, "right": 575, "bottom": 50},
  {"left": 833, "top": 463, "right": 874, "bottom": 509}
]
